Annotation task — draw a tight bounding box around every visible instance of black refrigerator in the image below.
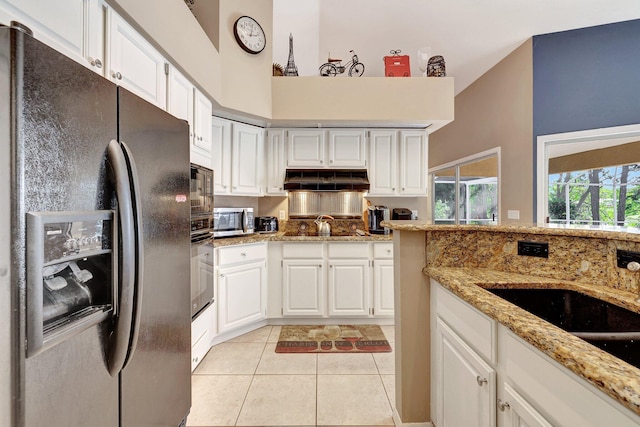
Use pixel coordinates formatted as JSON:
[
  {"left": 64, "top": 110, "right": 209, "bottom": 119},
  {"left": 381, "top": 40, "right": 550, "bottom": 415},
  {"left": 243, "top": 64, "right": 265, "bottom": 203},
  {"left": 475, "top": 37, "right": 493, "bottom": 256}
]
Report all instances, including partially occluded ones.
[{"left": 0, "top": 23, "right": 191, "bottom": 427}]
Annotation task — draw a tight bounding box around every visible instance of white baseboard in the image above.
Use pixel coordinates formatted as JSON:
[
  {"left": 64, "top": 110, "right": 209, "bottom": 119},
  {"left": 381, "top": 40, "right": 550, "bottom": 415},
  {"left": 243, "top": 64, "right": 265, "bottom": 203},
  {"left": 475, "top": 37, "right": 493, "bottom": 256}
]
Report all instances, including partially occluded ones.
[
  {"left": 392, "top": 407, "right": 433, "bottom": 427},
  {"left": 267, "top": 318, "right": 394, "bottom": 326}
]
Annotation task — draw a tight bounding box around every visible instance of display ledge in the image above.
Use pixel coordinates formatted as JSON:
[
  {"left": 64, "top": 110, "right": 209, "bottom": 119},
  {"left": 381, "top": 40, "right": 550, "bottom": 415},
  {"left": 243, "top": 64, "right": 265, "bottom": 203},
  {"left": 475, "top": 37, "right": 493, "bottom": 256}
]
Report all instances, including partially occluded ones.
[
  {"left": 271, "top": 77, "right": 454, "bottom": 131},
  {"left": 427, "top": 267, "right": 640, "bottom": 417},
  {"left": 212, "top": 231, "right": 393, "bottom": 248}
]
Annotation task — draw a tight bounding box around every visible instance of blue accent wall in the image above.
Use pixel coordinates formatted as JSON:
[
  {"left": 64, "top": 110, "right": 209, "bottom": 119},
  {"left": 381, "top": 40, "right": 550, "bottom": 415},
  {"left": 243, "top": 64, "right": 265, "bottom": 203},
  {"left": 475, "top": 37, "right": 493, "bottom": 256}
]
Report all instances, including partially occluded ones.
[{"left": 532, "top": 19, "right": 640, "bottom": 220}]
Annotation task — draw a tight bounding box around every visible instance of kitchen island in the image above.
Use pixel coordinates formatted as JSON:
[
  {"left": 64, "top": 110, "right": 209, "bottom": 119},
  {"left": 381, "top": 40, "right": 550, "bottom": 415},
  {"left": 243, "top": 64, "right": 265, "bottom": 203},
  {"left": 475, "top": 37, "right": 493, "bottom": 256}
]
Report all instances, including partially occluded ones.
[{"left": 382, "top": 221, "right": 640, "bottom": 426}]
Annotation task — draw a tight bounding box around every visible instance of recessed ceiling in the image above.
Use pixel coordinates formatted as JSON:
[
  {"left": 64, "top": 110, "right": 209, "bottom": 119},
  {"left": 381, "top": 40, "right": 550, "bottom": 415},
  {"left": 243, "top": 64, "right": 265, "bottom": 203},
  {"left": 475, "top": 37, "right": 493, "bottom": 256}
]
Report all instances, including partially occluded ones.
[{"left": 274, "top": 0, "right": 640, "bottom": 95}]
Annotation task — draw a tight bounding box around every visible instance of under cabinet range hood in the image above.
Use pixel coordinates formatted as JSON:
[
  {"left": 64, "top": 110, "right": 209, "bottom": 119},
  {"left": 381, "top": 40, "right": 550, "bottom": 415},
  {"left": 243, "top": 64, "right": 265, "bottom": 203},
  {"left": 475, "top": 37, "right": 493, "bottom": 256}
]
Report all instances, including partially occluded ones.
[{"left": 283, "top": 169, "right": 370, "bottom": 191}]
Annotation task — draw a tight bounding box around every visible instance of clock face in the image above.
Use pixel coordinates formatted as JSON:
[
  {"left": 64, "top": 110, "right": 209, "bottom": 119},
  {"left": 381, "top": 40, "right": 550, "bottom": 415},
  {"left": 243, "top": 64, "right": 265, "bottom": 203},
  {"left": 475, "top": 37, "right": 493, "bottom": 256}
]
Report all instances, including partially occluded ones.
[{"left": 233, "top": 16, "right": 266, "bottom": 54}]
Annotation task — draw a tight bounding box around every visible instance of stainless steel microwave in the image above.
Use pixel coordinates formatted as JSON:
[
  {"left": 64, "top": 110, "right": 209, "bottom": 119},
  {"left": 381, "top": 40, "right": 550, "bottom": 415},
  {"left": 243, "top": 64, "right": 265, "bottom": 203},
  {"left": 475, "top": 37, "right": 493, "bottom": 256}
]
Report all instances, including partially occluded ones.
[{"left": 212, "top": 207, "right": 254, "bottom": 238}]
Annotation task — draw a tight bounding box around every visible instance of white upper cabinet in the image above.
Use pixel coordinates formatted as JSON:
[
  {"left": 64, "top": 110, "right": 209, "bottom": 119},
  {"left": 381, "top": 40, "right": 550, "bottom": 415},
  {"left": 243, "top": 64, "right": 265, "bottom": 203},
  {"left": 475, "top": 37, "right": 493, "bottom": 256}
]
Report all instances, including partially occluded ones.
[
  {"left": 192, "top": 89, "right": 213, "bottom": 168},
  {"left": 368, "top": 130, "right": 398, "bottom": 196},
  {"left": 107, "top": 9, "right": 166, "bottom": 109},
  {"left": 231, "top": 123, "right": 264, "bottom": 196},
  {"left": 167, "top": 66, "right": 193, "bottom": 123},
  {"left": 286, "top": 129, "right": 367, "bottom": 169},
  {"left": 327, "top": 130, "right": 367, "bottom": 168},
  {"left": 399, "top": 130, "right": 428, "bottom": 195},
  {"left": 0, "top": 0, "right": 98, "bottom": 71},
  {"left": 212, "top": 117, "right": 232, "bottom": 194},
  {"left": 287, "top": 130, "right": 326, "bottom": 168},
  {"left": 168, "top": 67, "right": 213, "bottom": 169},
  {"left": 84, "top": 0, "right": 107, "bottom": 75},
  {"left": 368, "top": 129, "right": 427, "bottom": 196},
  {"left": 266, "top": 129, "right": 286, "bottom": 195}
]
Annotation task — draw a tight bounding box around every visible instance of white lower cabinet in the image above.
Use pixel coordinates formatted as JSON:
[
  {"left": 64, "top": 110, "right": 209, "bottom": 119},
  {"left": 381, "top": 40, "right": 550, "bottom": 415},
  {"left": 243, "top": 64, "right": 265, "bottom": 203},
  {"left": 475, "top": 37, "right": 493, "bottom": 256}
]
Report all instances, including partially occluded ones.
[
  {"left": 279, "top": 242, "right": 394, "bottom": 319},
  {"left": 282, "top": 260, "right": 325, "bottom": 316},
  {"left": 328, "top": 259, "right": 370, "bottom": 316},
  {"left": 435, "top": 317, "right": 496, "bottom": 427},
  {"left": 498, "top": 383, "right": 552, "bottom": 427},
  {"left": 432, "top": 279, "right": 640, "bottom": 427},
  {"left": 191, "top": 303, "right": 214, "bottom": 371},
  {"left": 216, "top": 243, "right": 267, "bottom": 334}
]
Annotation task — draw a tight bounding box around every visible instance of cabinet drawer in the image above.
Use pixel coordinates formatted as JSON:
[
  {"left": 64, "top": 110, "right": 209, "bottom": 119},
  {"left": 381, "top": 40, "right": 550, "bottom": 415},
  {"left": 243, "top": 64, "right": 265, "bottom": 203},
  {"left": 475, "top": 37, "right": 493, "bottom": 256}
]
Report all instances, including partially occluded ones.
[
  {"left": 373, "top": 242, "right": 393, "bottom": 259},
  {"left": 217, "top": 243, "right": 267, "bottom": 266},
  {"left": 282, "top": 242, "right": 324, "bottom": 258},
  {"left": 327, "top": 242, "right": 369, "bottom": 258},
  {"left": 433, "top": 280, "right": 496, "bottom": 363}
]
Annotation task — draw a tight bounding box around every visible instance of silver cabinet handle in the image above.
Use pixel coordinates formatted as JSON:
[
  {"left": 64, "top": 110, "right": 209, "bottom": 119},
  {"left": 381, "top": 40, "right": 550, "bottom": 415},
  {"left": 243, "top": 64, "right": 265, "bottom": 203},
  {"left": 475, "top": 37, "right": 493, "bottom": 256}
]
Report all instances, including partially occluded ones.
[
  {"left": 476, "top": 376, "right": 488, "bottom": 386},
  {"left": 240, "top": 253, "right": 247, "bottom": 257},
  {"left": 193, "top": 356, "right": 199, "bottom": 363},
  {"left": 402, "top": 187, "right": 405, "bottom": 191},
  {"left": 329, "top": 159, "right": 333, "bottom": 163},
  {"left": 111, "top": 71, "right": 122, "bottom": 80},
  {"left": 497, "top": 399, "right": 510, "bottom": 412},
  {"left": 318, "top": 264, "right": 322, "bottom": 268},
  {"left": 89, "top": 57, "right": 102, "bottom": 68},
  {"left": 392, "top": 188, "right": 395, "bottom": 191},
  {"left": 320, "top": 160, "right": 323, "bottom": 164}
]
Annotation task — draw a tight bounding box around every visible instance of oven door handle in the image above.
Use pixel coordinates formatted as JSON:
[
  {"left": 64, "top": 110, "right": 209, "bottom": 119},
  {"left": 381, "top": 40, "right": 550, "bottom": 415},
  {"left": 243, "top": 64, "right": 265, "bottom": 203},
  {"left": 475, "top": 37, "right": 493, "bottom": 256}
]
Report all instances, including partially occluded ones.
[{"left": 105, "top": 140, "right": 144, "bottom": 376}]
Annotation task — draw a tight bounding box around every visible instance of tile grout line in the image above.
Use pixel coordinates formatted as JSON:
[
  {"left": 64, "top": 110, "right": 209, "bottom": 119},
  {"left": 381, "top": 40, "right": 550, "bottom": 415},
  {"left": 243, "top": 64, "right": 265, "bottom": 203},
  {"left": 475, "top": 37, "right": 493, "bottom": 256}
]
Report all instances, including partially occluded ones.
[{"left": 234, "top": 326, "right": 272, "bottom": 426}]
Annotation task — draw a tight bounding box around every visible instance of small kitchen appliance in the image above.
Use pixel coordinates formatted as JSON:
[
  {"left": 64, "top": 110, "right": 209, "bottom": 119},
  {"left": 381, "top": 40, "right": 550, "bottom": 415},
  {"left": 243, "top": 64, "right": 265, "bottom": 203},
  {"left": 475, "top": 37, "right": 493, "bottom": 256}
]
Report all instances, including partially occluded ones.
[
  {"left": 368, "top": 206, "right": 390, "bottom": 234},
  {"left": 392, "top": 208, "right": 413, "bottom": 220},
  {"left": 255, "top": 216, "right": 279, "bottom": 233},
  {"left": 213, "top": 207, "right": 254, "bottom": 238}
]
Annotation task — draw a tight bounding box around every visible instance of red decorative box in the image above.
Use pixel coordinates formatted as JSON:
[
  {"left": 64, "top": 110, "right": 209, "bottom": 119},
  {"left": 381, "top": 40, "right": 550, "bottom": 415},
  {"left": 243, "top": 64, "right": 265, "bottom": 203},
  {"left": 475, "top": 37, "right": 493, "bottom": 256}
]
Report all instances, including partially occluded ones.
[{"left": 384, "top": 54, "right": 411, "bottom": 77}]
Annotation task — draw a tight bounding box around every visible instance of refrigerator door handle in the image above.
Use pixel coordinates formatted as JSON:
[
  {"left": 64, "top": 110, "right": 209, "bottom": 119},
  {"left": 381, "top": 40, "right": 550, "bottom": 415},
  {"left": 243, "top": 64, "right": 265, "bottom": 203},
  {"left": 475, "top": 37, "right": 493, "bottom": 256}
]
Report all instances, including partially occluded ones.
[
  {"left": 105, "top": 140, "right": 143, "bottom": 376},
  {"left": 120, "top": 140, "right": 144, "bottom": 368}
]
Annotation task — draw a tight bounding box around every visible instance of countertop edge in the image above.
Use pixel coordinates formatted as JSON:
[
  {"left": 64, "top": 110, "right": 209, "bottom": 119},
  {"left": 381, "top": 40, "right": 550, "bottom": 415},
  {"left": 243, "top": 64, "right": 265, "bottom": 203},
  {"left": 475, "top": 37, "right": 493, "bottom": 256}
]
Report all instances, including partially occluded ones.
[
  {"left": 426, "top": 266, "right": 640, "bottom": 418},
  {"left": 381, "top": 221, "right": 640, "bottom": 242},
  {"left": 211, "top": 232, "right": 393, "bottom": 247}
]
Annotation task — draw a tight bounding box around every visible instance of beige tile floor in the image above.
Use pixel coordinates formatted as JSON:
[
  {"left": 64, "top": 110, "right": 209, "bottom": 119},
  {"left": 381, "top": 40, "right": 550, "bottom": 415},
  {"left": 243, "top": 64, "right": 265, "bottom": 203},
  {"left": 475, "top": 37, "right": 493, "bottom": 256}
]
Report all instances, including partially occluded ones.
[{"left": 187, "top": 325, "right": 396, "bottom": 427}]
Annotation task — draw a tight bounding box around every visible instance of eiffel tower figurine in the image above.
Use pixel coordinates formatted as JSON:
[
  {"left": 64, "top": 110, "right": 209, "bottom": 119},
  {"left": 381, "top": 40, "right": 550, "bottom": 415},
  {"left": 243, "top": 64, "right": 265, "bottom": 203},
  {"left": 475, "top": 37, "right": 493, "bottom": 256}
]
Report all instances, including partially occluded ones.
[{"left": 283, "top": 33, "right": 299, "bottom": 76}]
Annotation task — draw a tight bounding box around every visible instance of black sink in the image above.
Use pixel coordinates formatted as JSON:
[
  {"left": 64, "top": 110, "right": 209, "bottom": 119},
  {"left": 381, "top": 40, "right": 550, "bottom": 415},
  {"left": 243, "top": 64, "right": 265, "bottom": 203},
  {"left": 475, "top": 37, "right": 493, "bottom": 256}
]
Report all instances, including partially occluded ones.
[{"left": 486, "top": 288, "right": 640, "bottom": 369}]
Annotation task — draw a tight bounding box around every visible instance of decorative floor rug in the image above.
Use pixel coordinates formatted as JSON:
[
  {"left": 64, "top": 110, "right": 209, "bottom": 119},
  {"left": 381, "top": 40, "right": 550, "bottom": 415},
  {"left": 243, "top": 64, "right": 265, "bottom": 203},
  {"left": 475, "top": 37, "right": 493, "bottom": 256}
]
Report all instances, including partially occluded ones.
[{"left": 275, "top": 325, "right": 392, "bottom": 353}]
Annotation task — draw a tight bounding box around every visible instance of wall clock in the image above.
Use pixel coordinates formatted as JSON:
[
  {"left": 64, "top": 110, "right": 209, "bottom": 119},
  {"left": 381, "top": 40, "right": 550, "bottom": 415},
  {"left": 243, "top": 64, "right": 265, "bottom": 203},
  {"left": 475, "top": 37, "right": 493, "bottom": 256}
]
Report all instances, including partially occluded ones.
[{"left": 233, "top": 16, "right": 266, "bottom": 55}]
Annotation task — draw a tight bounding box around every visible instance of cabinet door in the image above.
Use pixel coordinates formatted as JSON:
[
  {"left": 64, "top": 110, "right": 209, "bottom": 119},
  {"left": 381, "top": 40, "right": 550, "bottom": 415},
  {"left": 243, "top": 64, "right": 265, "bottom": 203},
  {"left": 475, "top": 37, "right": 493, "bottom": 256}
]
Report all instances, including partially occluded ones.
[
  {"left": 167, "top": 66, "right": 193, "bottom": 127},
  {"left": 499, "top": 383, "right": 553, "bottom": 427},
  {"left": 282, "top": 260, "right": 325, "bottom": 316},
  {"left": 191, "top": 304, "right": 213, "bottom": 371},
  {"left": 85, "top": 0, "right": 107, "bottom": 75},
  {"left": 399, "top": 130, "right": 427, "bottom": 195},
  {"left": 191, "top": 89, "right": 213, "bottom": 169},
  {"left": 327, "top": 260, "right": 370, "bottom": 316},
  {"left": 266, "top": 129, "right": 286, "bottom": 195},
  {"left": 108, "top": 10, "right": 167, "bottom": 109},
  {"left": 212, "top": 117, "right": 232, "bottom": 194},
  {"left": 218, "top": 261, "right": 266, "bottom": 334},
  {"left": 368, "top": 130, "right": 398, "bottom": 196},
  {"left": 287, "top": 129, "right": 325, "bottom": 167},
  {"left": 373, "top": 259, "right": 394, "bottom": 317},
  {"left": 1, "top": 0, "right": 85, "bottom": 63},
  {"left": 328, "top": 130, "right": 367, "bottom": 168},
  {"left": 435, "top": 317, "right": 496, "bottom": 427},
  {"left": 231, "top": 123, "right": 264, "bottom": 195}
]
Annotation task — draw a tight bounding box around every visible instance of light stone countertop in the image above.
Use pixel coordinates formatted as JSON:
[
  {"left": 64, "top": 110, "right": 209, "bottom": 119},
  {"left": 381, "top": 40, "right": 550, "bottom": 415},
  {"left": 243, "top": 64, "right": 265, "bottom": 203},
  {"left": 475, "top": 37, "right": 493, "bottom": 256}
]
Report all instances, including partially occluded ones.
[
  {"left": 211, "top": 231, "right": 393, "bottom": 248},
  {"left": 426, "top": 266, "right": 640, "bottom": 418}
]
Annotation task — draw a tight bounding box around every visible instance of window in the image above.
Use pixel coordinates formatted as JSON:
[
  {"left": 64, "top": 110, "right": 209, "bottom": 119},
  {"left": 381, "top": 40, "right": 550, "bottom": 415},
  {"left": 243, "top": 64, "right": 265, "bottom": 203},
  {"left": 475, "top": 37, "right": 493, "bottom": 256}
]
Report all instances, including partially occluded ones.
[
  {"left": 430, "top": 149, "right": 500, "bottom": 225},
  {"left": 548, "top": 164, "right": 640, "bottom": 227}
]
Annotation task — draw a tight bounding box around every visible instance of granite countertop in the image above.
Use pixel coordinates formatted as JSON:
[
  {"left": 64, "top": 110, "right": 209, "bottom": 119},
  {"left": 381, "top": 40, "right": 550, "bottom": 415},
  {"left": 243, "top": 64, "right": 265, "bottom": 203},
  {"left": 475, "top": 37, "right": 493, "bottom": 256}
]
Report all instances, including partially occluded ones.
[
  {"left": 426, "top": 266, "right": 640, "bottom": 417},
  {"left": 381, "top": 221, "right": 640, "bottom": 242},
  {"left": 211, "top": 230, "right": 393, "bottom": 248}
]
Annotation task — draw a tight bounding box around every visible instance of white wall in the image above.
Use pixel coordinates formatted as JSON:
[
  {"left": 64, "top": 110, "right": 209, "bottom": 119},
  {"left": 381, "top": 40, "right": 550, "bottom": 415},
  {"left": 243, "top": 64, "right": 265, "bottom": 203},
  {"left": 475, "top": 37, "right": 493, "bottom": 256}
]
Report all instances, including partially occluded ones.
[
  {"left": 272, "top": 0, "right": 320, "bottom": 76},
  {"left": 273, "top": 0, "right": 444, "bottom": 79}
]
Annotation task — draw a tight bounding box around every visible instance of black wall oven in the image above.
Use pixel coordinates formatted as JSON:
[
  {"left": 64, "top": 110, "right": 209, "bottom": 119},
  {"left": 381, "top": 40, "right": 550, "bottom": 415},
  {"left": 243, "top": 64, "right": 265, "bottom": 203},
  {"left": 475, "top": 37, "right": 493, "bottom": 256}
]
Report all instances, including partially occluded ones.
[{"left": 190, "top": 164, "right": 214, "bottom": 318}]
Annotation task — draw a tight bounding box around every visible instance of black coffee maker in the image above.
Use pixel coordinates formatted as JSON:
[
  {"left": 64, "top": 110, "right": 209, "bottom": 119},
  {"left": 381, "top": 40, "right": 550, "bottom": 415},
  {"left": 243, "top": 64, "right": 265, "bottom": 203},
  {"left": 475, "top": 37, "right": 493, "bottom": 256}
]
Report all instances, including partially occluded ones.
[{"left": 368, "top": 206, "right": 390, "bottom": 234}]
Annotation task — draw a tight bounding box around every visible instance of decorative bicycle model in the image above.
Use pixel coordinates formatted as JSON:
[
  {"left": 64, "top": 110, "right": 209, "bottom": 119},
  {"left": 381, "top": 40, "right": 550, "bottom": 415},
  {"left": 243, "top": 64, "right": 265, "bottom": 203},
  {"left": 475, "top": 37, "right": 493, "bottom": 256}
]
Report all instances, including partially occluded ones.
[{"left": 319, "top": 50, "right": 365, "bottom": 77}]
